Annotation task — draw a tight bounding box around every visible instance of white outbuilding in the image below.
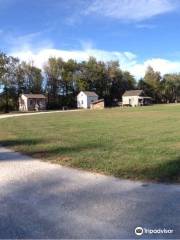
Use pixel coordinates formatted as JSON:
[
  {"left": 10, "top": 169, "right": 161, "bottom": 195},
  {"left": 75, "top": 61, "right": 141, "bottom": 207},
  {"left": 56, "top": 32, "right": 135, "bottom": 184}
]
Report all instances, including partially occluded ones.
[
  {"left": 122, "top": 90, "right": 152, "bottom": 107},
  {"left": 77, "top": 91, "right": 98, "bottom": 109}
]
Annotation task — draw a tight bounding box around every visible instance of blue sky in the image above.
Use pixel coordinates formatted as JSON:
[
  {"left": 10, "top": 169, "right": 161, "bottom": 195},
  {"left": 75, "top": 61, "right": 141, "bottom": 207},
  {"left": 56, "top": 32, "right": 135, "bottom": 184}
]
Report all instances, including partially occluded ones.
[{"left": 1, "top": 0, "right": 180, "bottom": 78}]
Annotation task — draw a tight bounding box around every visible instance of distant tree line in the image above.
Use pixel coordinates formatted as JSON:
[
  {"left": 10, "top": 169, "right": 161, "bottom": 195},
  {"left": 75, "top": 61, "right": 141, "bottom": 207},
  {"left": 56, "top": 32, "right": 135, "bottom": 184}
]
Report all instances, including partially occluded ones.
[
  {"left": 1, "top": 52, "right": 180, "bottom": 112},
  {"left": 138, "top": 66, "right": 180, "bottom": 103}
]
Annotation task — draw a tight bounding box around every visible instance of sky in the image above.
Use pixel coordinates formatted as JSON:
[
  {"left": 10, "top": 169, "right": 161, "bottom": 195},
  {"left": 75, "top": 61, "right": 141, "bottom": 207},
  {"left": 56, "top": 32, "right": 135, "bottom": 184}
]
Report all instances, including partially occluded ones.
[{"left": 1, "top": 0, "right": 180, "bottom": 79}]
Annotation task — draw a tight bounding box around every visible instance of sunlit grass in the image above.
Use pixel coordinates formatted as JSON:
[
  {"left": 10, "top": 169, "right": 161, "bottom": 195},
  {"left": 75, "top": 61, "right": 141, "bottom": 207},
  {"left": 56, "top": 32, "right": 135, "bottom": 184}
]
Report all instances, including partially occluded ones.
[{"left": 0, "top": 104, "right": 180, "bottom": 182}]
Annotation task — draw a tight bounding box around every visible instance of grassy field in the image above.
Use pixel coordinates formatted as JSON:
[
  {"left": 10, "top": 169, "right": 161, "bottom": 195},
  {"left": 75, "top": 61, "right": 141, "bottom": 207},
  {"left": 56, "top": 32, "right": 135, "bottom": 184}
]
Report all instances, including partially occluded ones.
[{"left": 0, "top": 105, "right": 180, "bottom": 182}]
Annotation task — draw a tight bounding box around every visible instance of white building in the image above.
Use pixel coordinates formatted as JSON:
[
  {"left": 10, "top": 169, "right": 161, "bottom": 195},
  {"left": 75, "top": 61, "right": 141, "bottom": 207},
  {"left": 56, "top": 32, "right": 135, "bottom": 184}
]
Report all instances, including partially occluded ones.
[
  {"left": 19, "top": 94, "right": 47, "bottom": 112},
  {"left": 122, "top": 90, "right": 152, "bottom": 107},
  {"left": 77, "top": 91, "right": 98, "bottom": 109}
]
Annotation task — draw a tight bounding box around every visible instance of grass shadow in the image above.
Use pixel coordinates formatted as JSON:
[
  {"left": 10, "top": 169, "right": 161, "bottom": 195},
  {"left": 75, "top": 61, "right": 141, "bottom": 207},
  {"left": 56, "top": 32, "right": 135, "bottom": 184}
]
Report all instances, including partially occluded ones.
[
  {"left": 27, "top": 142, "right": 106, "bottom": 160},
  {"left": 1, "top": 138, "right": 180, "bottom": 183},
  {"left": 115, "top": 158, "right": 180, "bottom": 183},
  {"left": 0, "top": 138, "right": 105, "bottom": 163},
  {"left": 0, "top": 138, "right": 44, "bottom": 147}
]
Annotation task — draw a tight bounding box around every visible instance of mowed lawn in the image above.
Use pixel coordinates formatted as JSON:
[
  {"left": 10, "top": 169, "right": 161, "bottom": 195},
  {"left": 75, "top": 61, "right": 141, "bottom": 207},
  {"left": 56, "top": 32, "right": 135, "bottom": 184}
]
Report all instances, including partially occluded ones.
[{"left": 0, "top": 105, "right": 180, "bottom": 182}]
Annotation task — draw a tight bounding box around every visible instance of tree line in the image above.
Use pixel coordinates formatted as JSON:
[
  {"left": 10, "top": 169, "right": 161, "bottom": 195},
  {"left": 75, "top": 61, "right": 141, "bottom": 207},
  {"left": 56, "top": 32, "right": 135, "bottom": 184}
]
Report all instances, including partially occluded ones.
[
  {"left": 1, "top": 52, "right": 180, "bottom": 112},
  {"left": 138, "top": 66, "right": 180, "bottom": 103}
]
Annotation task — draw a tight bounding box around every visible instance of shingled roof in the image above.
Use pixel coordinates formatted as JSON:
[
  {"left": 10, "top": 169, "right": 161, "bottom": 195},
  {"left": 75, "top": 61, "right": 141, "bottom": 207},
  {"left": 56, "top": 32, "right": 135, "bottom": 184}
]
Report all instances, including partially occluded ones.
[
  {"left": 22, "top": 94, "right": 47, "bottom": 99},
  {"left": 123, "top": 90, "right": 144, "bottom": 97},
  {"left": 91, "top": 99, "right": 104, "bottom": 105},
  {"left": 83, "top": 91, "right": 98, "bottom": 97}
]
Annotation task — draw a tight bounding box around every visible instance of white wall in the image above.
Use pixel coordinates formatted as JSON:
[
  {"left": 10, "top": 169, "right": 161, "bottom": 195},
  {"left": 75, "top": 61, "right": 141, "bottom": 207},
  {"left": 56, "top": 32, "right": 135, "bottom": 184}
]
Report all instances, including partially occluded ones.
[
  {"left": 122, "top": 96, "right": 139, "bottom": 107},
  {"left": 77, "top": 92, "right": 87, "bottom": 109},
  {"left": 77, "top": 92, "right": 98, "bottom": 109},
  {"left": 19, "top": 95, "right": 28, "bottom": 111}
]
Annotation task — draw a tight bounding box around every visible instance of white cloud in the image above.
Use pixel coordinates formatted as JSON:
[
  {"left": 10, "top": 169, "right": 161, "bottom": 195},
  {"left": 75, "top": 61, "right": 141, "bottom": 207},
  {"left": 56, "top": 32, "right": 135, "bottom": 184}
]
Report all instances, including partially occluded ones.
[
  {"left": 9, "top": 47, "right": 180, "bottom": 79},
  {"left": 129, "top": 58, "right": 180, "bottom": 78},
  {"left": 85, "top": 0, "right": 177, "bottom": 21},
  {"left": 10, "top": 47, "right": 137, "bottom": 69}
]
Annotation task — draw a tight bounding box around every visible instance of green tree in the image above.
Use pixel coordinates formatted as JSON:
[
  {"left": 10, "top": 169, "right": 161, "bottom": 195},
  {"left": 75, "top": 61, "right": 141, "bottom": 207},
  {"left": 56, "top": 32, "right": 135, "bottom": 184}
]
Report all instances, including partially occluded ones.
[
  {"left": 76, "top": 57, "right": 108, "bottom": 98},
  {"left": 161, "top": 74, "right": 180, "bottom": 103},
  {"left": 0, "top": 53, "right": 19, "bottom": 112},
  {"left": 107, "top": 62, "right": 136, "bottom": 104},
  {"left": 144, "top": 66, "right": 162, "bottom": 102},
  {"left": 44, "top": 57, "right": 65, "bottom": 108},
  {"left": 18, "top": 62, "right": 43, "bottom": 94}
]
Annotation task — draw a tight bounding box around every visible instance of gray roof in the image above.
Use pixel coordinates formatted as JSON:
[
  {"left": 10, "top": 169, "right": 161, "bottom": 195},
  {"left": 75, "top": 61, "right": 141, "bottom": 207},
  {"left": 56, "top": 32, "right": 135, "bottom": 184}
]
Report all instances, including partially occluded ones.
[
  {"left": 91, "top": 99, "right": 104, "bottom": 105},
  {"left": 82, "top": 91, "right": 98, "bottom": 97},
  {"left": 22, "top": 94, "right": 47, "bottom": 99},
  {"left": 123, "top": 90, "right": 144, "bottom": 97}
]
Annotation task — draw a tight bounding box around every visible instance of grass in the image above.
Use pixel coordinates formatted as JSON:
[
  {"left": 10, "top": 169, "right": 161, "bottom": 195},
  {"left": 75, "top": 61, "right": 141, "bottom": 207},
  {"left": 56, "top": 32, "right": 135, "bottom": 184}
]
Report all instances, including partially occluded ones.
[{"left": 0, "top": 104, "right": 180, "bottom": 183}]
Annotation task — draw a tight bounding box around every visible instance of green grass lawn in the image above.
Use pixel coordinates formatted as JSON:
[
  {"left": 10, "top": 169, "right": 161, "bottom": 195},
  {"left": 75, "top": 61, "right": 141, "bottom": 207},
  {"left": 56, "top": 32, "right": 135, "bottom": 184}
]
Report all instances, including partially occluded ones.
[{"left": 0, "top": 104, "right": 180, "bottom": 182}]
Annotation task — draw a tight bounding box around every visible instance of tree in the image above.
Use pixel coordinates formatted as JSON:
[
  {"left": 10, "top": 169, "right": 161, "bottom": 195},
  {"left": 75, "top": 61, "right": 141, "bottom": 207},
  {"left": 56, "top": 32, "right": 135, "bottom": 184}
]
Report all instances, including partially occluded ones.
[
  {"left": 107, "top": 62, "right": 136, "bottom": 104},
  {"left": 61, "top": 59, "right": 78, "bottom": 107},
  {"left": 122, "top": 71, "right": 136, "bottom": 92},
  {"left": 144, "top": 66, "right": 162, "bottom": 102},
  {"left": 17, "top": 62, "right": 43, "bottom": 94},
  {"left": 137, "top": 78, "right": 152, "bottom": 96},
  {"left": 76, "top": 57, "right": 108, "bottom": 98},
  {"left": 62, "top": 60, "right": 78, "bottom": 94},
  {"left": 161, "top": 74, "right": 180, "bottom": 103},
  {"left": 44, "top": 57, "right": 65, "bottom": 108},
  {"left": 0, "top": 53, "right": 19, "bottom": 112}
]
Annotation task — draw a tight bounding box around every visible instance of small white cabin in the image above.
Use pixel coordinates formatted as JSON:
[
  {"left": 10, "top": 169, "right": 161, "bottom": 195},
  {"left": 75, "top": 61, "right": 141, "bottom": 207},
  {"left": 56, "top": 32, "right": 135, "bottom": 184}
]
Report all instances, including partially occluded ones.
[
  {"left": 77, "top": 91, "right": 98, "bottom": 109},
  {"left": 19, "top": 94, "right": 47, "bottom": 112},
  {"left": 122, "top": 90, "right": 152, "bottom": 107}
]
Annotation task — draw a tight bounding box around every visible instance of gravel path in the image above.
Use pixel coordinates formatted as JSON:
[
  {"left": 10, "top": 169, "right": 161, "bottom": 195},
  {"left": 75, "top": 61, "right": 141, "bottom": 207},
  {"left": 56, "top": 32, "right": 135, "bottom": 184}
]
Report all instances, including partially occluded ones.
[
  {"left": 0, "top": 146, "right": 180, "bottom": 239},
  {"left": 0, "top": 109, "right": 82, "bottom": 119}
]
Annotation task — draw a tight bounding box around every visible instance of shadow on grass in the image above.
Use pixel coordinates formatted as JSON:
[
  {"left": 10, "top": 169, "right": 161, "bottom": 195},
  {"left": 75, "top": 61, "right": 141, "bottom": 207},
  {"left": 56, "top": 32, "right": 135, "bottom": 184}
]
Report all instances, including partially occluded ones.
[
  {"left": 115, "top": 158, "right": 180, "bottom": 183},
  {"left": 27, "top": 141, "right": 105, "bottom": 161},
  {"left": 0, "top": 138, "right": 43, "bottom": 147},
  {"left": 0, "top": 138, "right": 105, "bottom": 161},
  {"left": 1, "top": 138, "right": 180, "bottom": 183}
]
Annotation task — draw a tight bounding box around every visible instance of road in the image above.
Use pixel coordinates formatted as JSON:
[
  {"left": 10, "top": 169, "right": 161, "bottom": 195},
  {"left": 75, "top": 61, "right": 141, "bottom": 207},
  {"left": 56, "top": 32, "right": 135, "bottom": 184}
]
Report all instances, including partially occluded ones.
[{"left": 0, "top": 146, "right": 179, "bottom": 239}]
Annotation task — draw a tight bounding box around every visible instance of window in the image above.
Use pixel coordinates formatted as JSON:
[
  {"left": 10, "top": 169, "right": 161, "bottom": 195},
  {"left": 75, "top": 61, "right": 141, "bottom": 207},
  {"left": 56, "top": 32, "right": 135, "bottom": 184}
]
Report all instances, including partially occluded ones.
[
  {"left": 30, "top": 100, "right": 33, "bottom": 106},
  {"left": 81, "top": 100, "right": 83, "bottom": 104}
]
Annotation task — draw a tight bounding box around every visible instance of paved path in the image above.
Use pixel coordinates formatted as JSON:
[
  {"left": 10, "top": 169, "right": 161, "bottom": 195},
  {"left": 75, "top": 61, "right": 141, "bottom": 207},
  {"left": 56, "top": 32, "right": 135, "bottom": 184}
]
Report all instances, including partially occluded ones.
[
  {"left": 0, "top": 147, "right": 179, "bottom": 239},
  {"left": 0, "top": 109, "right": 82, "bottom": 119}
]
